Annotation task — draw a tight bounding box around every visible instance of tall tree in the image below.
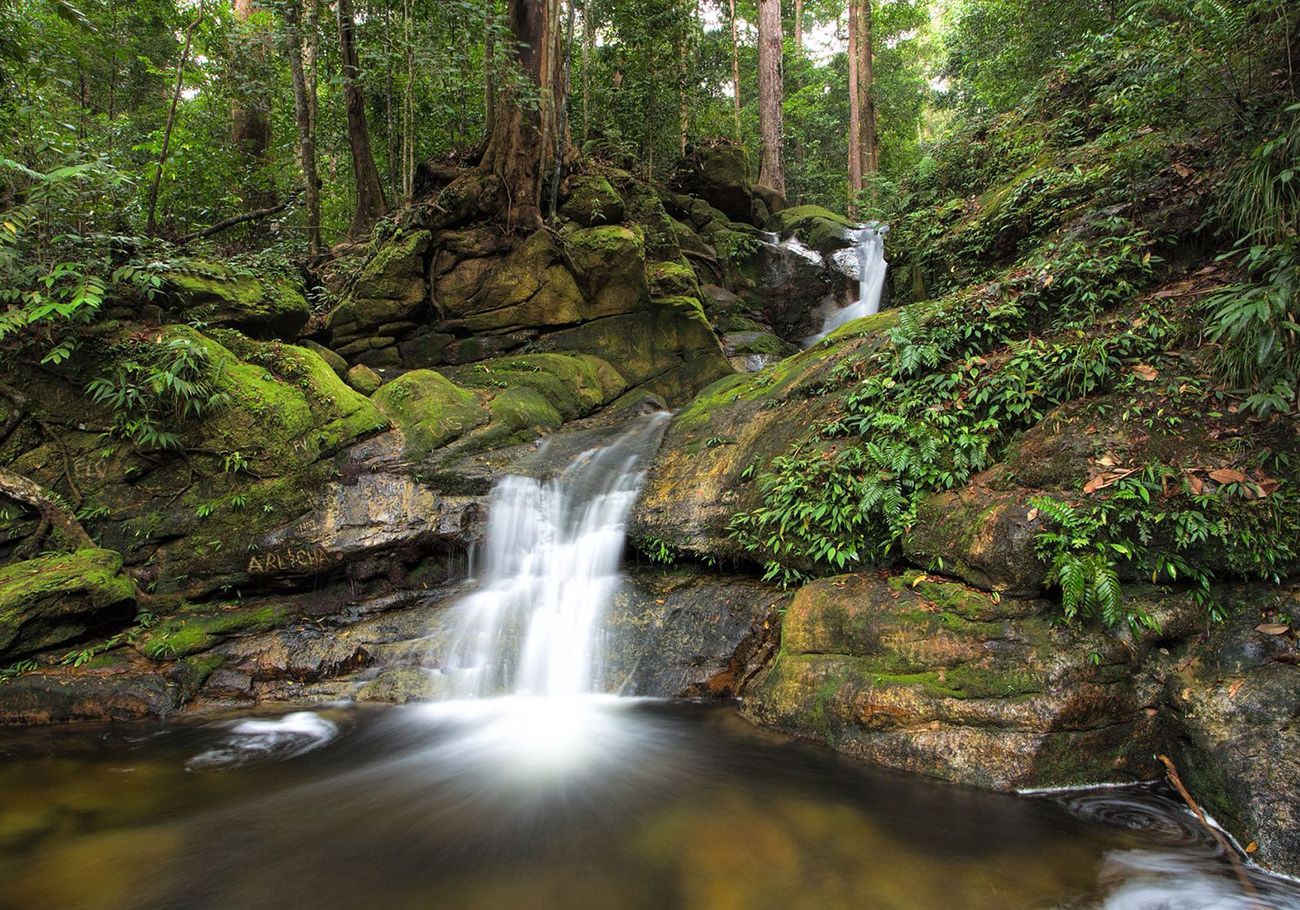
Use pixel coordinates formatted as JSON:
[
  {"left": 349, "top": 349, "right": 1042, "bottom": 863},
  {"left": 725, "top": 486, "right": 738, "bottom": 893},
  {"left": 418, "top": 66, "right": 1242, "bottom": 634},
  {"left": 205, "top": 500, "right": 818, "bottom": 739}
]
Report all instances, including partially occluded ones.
[
  {"left": 847, "top": 0, "right": 878, "bottom": 214},
  {"left": 794, "top": 0, "right": 803, "bottom": 51},
  {"left": 479, "top": 0, "right": 567, "bottom": 230},
  {"left": 231, "top": 0, "right": 272, "bottom": 212},
  {"left": 729, "top": 0, "right": 742, "bottom": 143},
  {"left": 336, "top": 0, "right": 387, "bottom": 239},
  {"left": 145, "top": 2, "right": 204, "bottom": 235},
  {"left": 283, "top": 0, "right": 321, "bottom": 254},
  {"left": 756, "top": 0, "right": 785, "bottom": 194}
]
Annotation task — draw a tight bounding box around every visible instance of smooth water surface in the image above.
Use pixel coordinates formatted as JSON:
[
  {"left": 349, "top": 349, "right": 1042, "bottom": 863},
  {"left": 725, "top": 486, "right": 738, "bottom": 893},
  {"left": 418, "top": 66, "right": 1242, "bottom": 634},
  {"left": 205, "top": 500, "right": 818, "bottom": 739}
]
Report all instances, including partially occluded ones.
[{"left": 1, "top": 699, "right": 1294, "bottom": 910}]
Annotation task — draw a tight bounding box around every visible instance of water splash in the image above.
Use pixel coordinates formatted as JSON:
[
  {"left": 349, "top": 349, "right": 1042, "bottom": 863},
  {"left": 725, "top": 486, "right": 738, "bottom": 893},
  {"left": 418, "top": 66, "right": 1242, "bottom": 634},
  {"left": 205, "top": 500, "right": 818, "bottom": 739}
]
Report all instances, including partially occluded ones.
[{"left": 437, "top": 413, "right": 670, "bottom": 699}]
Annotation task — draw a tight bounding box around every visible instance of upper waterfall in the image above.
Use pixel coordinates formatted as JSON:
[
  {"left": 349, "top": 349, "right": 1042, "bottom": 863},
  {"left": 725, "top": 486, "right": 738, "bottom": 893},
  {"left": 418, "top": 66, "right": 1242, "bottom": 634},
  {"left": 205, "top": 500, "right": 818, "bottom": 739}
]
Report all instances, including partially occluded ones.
[{"left": 809, "top": 223, "right": 889, "bottom": 344}]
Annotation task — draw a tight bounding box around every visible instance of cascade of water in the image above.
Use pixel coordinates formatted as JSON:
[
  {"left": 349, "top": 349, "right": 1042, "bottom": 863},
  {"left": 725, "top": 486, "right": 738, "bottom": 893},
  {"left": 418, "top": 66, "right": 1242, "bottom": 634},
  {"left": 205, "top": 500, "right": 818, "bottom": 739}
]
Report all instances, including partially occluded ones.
[
  {"left": 811, "top": 223, "right": 889, "bottom": 343},
  {"left": 438, "top": 413, "right": 669, "bottom": 699}
]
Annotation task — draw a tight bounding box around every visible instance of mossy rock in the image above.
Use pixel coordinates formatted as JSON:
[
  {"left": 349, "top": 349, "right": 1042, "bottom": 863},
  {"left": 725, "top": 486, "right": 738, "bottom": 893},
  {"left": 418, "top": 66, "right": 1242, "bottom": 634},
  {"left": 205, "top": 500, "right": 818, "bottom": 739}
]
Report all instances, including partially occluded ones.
[
  {"left": 624, "top": 181, "right": 685, "bottom": 261},
  {"left": 560, "top": 175, "right": 625, "bottom": 227},
  {"left": 372, "top": 369, "right": 489, "bottom": 458},
  {"left": 672, "top": 143, "right": 756, "bottom": 224},
  {"left": 532, "top": 296, "right": 731, "bottom": 406},
  {"left": 300, "top": 340, "right": 348, "bottom": 377},
  {"left": 345, "top": 364, "right": 383, "bottom": 396},
  {"left": 443, "top": 353, "right": 627, "bottom": 422},
  {"left": 327, "top": 230, "right": 431, "bottom": 344},
  {"left": 141, "top": 603, "right": 289, "bottom": 660},
  {"left": 563, "top": 225, "right": 650, "bottom": 318},
  {"left": 765, "top": 205, "right": 856, "bottom": 255},
  {"left": 904, "top": 487, "right": 1049, "bottom": 596},
  {"left": 648, "top": 259, "right": 701, "bottom": 300},
  {"left": 201, "top": 328, "right": 391, "bottom": 465},
  {"left": 167, "top": 271, "right": 310, "bottom": 339},
  {"left": 437, "top": 230, "right": 587, "bottom": 332},
  {"left": 0, "top": 549, "right": 135, "bottom": 661}
]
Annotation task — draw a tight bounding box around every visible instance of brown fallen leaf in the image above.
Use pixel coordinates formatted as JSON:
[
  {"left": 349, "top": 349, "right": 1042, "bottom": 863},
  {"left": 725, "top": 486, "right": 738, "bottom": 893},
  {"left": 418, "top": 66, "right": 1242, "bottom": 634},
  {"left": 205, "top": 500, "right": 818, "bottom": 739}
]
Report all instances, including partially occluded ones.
[
  {"left": 1246, "top": 842, "right": 1258, "bottom": 854},
  {"left": 1026, "top": 507, "right": 1040, "bottom": 522},
  {"left": 1132, "top": 364, "right": 1158, "bottom": 381},
  {"left": 1187, "top": 473, "right": 1205, "bottom": 495},
  {"left": 1173, "top": 163, "right": 1193, "bottom": 177},
  {"left": 1227, "top": 679, "right": 1245, "bottom": 698},
  {"left": 1083, "top": 474, "right": 1106, "bottom": 494},
  {"left": 911, "top": 574, "right": 928, "bottom": 588},
  {"left": 1097, "top": 452, "right": 1120, "bottom": 467},
  {"left": 1210, "top": 468, "right": 1248, "bottom": 484},
  {"left": 1255, "top": 623, "right": 1291, "bottom": 636}
]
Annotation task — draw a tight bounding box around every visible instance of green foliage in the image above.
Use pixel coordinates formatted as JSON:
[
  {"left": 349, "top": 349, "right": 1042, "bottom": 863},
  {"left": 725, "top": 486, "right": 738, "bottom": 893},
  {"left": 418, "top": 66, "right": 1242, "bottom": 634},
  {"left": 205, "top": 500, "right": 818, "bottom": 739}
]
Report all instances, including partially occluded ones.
[
  {"left": 1031, "top": 464, "right": 1299, "bottom": 632},
  {"left": 87, "top": 334, "right": 229, "bottom": 450}
]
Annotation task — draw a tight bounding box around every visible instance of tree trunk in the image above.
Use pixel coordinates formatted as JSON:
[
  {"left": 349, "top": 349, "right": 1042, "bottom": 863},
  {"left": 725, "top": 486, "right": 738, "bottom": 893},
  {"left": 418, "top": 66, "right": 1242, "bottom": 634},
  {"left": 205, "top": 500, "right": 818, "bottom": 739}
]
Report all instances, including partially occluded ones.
[
  {"left": 232, "top": 0, "right": 272, "bottom": 218},
  {"left": 860, "top": 0, "right": 879, "bottom": 180},
  {"left": 337, "top": 0, "right": 388, "bottom": 240},
  {"left": 729, "top": 0, "right": 742, "bottom": 144},
  {"left": 479, "top": 0, "right": 565, "bottom": 231},
  {"left": 581, "top": 0, "right": 592, "bottom": 141},
  {"left": 847, "top": 0, "right": 862, "bottom": 216},
  {"left": 677, "top": 3, "right": 688, "bottom": 156},
  {"left": 145, "top": 3, "right": 203, "bottom": 236},
  {"left": 284, "top": 0, "right": 321, "bottom": 254},
  {"left": 484, "top": 0, "right": 496, "bottom": 140},
  {"left": 794, "top": 0, "right": 803, "bottom": 52},
  {"left": 756, "top": 0, "right": 784, "bottom": 194},
  {"left": 403, "top": 0, "right": 415, "bottom": 197}
]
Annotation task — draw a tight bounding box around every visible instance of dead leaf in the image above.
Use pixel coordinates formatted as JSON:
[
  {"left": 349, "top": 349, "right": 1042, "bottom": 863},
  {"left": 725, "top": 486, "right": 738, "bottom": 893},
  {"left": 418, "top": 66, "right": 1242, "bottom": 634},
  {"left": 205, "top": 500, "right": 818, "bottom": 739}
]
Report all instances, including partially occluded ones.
[
  {"left": 1173, "top": 163, "right": 1193, "bottom": 178},
  {"left": 1097, "top": 452, "right": 1119, "bottom": 467},
  {"left": 1026, "top": 507, "right": 1040, "bottom": 522},
  {"left": 1209, "top": 468, "right": 1248, "bottom": 484},
  {"left": 1188, "top": 474, "right": 1205, "bottom": 495},
  {"left": 1246, "top": 842, "right": 1258, "bottom": 854},
  {"left": 1257, "top": 479, "right": 1280, "bottom": 497},
  {"left": 1083, "top": 474, "right": 1106, "bottom": 494},
  {"left": 1228, "top": 679, "right": 1245, "bottom": 698},
  {"left": 1042, "top": 273, "right": 1054, "bottom": 287},
  {"left": 1193, "top": 265, "right": 1218, "bottom": 277},
  {"left": 1132, "top": 364, "right": 1158, "bottom": 381},
  {"left": 911, "top": 574, "right": 928, "bottom": 588},
  {"left": 1255, "top": 623, "right": 1291, "bottom": 636}
]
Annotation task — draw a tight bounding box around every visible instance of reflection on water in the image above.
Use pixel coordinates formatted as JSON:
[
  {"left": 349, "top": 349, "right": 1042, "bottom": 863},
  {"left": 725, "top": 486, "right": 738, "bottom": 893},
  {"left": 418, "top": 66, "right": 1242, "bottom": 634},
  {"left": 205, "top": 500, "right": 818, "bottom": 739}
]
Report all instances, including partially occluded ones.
[{"left": 0, "top": 700, "right": 1295, "bottom": 910}]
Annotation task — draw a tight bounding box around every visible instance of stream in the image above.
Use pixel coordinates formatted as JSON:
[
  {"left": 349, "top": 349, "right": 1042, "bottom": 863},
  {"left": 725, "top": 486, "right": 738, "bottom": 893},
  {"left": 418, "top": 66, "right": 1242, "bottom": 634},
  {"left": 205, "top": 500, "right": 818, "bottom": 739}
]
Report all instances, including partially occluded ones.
[{"left": 2, "top": 414, "right": 1297, "bottom": 910}]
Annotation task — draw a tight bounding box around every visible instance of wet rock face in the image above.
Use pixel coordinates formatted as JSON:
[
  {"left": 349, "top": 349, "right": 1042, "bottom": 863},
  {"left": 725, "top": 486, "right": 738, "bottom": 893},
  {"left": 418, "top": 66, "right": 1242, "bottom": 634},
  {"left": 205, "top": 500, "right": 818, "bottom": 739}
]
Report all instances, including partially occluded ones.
[
  {"left": 1167, "top": 603, "right": 1300, "bottom": 876},
  {"left": 604, "top": 566, "right": 786, "bottom": 698},
  {"left": 741, "top": 572, "right": 1163, "bottom": 790}
]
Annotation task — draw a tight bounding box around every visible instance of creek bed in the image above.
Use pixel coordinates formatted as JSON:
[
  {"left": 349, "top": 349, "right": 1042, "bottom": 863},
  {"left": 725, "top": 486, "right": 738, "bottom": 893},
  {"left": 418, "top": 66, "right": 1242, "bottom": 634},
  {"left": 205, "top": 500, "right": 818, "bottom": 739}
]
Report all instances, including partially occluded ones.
[{"left": 0, "top": 698, "right": 1293, "bottom": 910}]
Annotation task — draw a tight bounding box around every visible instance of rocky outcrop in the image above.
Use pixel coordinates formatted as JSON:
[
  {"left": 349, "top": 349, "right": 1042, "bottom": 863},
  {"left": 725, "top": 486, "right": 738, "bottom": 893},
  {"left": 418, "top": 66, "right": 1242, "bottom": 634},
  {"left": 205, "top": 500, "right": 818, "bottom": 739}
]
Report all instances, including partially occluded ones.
[
  {"left": 671, "top": 143, "right": 758, "bottom": 225},
  {"left": 165, "top": 269, "right": 311, "bottom": 339},
  {"left": 0, "top": 550, "right": 136, "bottom": 660},
  {"left": 742, "top": 571, "right": 1164, "bottom": 789}
]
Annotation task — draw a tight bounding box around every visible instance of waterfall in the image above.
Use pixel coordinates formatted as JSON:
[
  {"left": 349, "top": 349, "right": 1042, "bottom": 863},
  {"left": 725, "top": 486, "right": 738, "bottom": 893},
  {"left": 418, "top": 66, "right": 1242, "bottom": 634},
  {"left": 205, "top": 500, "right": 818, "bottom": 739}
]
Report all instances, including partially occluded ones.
[
  {"left": 438, "top": 413, "right": 669, "bottom": 699},
  {"left": 812, "top": 223, "right": 889, "bottom": 343}
]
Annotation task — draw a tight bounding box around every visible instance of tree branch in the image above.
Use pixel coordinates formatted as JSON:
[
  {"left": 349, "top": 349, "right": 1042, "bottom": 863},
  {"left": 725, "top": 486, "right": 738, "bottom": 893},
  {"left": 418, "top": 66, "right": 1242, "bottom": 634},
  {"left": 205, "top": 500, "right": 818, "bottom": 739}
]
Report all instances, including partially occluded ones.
[{"left": 177, "top": 189, "right": 303, "bottom": 245}]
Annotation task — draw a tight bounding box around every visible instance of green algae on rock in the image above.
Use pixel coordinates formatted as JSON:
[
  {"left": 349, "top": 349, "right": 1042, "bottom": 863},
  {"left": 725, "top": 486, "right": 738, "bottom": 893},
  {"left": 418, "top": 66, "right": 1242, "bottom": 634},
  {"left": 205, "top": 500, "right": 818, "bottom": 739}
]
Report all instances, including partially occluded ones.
[{"left": 0, "top": 550, "right": 135, "bottom": 661}]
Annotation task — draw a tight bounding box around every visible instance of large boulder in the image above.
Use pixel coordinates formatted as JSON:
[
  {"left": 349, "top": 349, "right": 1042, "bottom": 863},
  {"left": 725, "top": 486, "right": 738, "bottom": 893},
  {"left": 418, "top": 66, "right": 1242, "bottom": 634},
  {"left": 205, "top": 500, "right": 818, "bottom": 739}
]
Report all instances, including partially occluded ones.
[
  {"left": 672, "top": 144, "right": 758, "bottom": 225},
  {"left": 327, "top": 229, "right": 431, "bottom": 346},
  {"left": 559, "top": 175, "right": 625, "bottom": 227},
  {"left": 166, "top": 270, "right": 311, "bottom": 339},
  {"left": 372, "top": 369, "right": 490, "bottom": 458},
  {"left": 765, "top": 205, "right": 856, "bottom": 255},
  {"left": 742, "top": 571, "right": 1162, "bottom": 789},
  {"left": 0, "top": 549, "right": 135, "bottom": 661}
]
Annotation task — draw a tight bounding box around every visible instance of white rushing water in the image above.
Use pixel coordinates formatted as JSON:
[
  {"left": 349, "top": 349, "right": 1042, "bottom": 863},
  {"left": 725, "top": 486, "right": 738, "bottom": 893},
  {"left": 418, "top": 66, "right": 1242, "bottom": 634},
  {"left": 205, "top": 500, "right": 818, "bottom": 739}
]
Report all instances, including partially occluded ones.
[
  {"left": 438, "top": 413, "right": 669, "bottom": 699},
  {"left": 812, "top": 223, "right": 889, "bottom": 343}
]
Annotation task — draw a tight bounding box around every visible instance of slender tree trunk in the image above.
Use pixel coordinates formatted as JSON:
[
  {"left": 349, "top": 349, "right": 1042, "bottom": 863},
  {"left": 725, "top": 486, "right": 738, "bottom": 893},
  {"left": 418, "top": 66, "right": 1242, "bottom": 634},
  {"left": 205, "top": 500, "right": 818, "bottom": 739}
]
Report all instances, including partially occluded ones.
[
  {"left": 145, "top": 3, "right": 203, "bottom": 236},
  {"left": 484, "top": 0, "right": 496, "bottom": 140},
  {"left": 479, "top": 0, "right": 565, "bottom": 231},
  {"left": 847, "top": 0, "right": 862, "bottom": 217},
  {"left": 677, "top": 5, "right": 688, "bottom": 156},
  {"left": 337, "top": 0, "right": 388, "bottom": 239},
  {"left": 384, "top": 0, "right": 398, "bottom": 195},
  {"left": 756, "top": 0, "right": 784, "bottom": 194},
  {"left": 403, "top": 0, "right": 415, "bottom": 197},
  {"left": 861, "top": 0, "right": 879, "bottom": 180},
  {"left": 549, "top": 0, "right": 576, "bottom": 222},
  {"left": 581, "top": 0, "right": 592, "bottom": 141},
  {"left": 794, "top": 0, "right": 803, "bottom": 52},
  {"left": 284, "top": 0, "right": 321, "bottom": 254},
  {"left": 232, "top": 0, "right": 272, "bottom": 218},
  {"left": 729, "top": 0, "right": 742, "bottom": 143}
]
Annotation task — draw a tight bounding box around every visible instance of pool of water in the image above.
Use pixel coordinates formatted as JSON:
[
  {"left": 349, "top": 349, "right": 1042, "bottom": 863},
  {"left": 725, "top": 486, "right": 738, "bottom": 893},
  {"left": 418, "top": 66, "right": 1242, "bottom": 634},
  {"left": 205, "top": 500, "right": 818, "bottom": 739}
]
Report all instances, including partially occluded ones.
[{"left": 0, "top": 699, "right": 1294, "bottom": 910}]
